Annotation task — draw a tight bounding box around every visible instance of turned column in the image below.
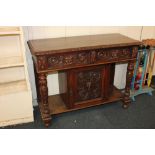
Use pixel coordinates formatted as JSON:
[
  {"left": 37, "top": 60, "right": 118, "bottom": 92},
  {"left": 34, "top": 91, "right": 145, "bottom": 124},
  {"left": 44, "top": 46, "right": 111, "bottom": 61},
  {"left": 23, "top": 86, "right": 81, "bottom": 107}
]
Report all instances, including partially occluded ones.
[
  {"left": 123, "top": 60, "right": 135, "bottom": 108},
  {"left": 38, "top": 73, "right": 51, "bottom": 127}
]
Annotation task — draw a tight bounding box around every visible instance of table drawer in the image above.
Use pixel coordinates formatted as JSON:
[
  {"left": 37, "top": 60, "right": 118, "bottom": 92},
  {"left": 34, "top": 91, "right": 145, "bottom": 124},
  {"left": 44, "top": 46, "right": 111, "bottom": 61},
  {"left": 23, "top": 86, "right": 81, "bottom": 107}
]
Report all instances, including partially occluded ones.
[
  {"left": 96, "top": 47, "right": 131, "bottom": 63},
  {"left": 47, "top": 51, "right": 90, "bottom": 70},
  {"left": 36, "top": 46, "right": 138, "bottom": 71}
]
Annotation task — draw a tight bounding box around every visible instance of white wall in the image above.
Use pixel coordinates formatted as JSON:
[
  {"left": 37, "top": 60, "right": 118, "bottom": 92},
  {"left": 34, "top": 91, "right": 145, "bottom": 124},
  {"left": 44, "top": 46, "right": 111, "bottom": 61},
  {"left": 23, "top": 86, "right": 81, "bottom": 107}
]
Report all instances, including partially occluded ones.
[{"left": 23, "top": 26, "right": 155, "bottom": 105}]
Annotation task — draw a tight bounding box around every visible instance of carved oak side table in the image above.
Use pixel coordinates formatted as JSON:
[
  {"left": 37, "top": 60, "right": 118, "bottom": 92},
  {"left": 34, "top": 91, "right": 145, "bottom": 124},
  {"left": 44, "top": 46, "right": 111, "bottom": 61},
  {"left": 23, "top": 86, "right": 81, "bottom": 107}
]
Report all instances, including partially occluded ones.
[{"left": 28, "top": 33, "right": 141, "bottom": 127}]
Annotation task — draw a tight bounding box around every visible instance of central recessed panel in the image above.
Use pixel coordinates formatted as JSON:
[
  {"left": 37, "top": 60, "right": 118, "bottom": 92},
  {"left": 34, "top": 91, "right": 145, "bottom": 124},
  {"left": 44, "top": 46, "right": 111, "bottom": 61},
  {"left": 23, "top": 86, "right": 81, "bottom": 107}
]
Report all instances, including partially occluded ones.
[{"left": 76, "top": 69, "right": 102, "bottom": 102}]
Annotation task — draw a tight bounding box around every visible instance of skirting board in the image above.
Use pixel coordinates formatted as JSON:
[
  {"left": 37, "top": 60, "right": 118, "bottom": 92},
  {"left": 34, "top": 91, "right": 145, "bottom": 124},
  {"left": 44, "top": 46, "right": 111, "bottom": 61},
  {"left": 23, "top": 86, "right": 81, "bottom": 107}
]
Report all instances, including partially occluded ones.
[{"left": 0, "top": 115, "right": 34, "bottom": 127}]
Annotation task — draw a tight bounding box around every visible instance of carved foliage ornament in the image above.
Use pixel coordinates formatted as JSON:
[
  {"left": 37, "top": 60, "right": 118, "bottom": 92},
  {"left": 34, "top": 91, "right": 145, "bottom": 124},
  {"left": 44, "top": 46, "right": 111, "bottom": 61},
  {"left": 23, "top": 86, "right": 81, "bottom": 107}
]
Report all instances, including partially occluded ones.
[
  {"left": 48, "top": 52, "right": 89, "bottom": 68},
  {"left": 38, "top": 74, "right": 50, "bottom": 116},
  {"left": 37, "top": 56, "right": 47, "bottom": 70},
  {"left": 132, "top": 46, "right": 138, "bottom": 58},
  {"left": 46, "top": 47, "right": 134, "bottom": 69},
  {"left": 123, "top": 61, "right": 134, "bottom": 104},
  {"left": 97, "top": 48, "right": 131, "bottom": 61},
  {"left": 76, "top": 69, "right": 102, "bottom": 102}
]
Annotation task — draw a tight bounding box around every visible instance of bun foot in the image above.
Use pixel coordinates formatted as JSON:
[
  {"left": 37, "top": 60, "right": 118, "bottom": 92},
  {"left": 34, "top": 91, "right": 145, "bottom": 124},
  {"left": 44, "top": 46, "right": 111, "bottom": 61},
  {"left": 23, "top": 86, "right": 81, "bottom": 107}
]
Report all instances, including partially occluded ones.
[
  {"left": 122, "top": 104, "right": 129, "bottom": 109},
  {"left": 44, "top": 118, "right": 52, "bottom": 128}
]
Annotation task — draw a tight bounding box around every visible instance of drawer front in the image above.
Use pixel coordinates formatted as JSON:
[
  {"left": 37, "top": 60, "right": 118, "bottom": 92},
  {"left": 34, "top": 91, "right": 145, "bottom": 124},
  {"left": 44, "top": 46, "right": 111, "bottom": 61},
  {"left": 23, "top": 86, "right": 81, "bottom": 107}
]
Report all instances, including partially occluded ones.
[
  {"left": 96, "top": 47, "right": 131, "bottom": 63},
  {"left": 36, "top": 46, "right": 138, "bottom": 71},
  {"left": 47, "top": 51, "right": 90, "bottom": 70}
]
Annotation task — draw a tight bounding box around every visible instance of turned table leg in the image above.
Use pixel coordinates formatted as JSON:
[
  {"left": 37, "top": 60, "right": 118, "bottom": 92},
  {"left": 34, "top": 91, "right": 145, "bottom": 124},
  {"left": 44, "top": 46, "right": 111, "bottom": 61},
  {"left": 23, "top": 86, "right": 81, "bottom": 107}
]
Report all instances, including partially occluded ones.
[
  {"left": 38, "top": 73, "right": 51, "bottom": 127},
  {"left": 123, "top": 60, "right": 134, "bottom": 108}
]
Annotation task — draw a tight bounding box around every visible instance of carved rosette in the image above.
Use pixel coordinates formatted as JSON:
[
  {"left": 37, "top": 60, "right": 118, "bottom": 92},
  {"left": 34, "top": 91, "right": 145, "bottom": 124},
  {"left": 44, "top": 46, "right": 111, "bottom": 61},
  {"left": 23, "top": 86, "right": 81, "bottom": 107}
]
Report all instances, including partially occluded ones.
[
  {"left": 64, "top": 55, "right": 74, "bottom": 65},
  {"left": 97, "top": 50, "right": 109, "bottom": 60},
  {"left": 47, "top": 48, "right": 132, "bottom": 70},
  {"left": 48, "top": 54, "right": 75, "bottom": 67},
  {"left": 76, "top": 70, "right": 101, "bottom": 102},
  {"left": 123, "top": 60, "right": 134, "bottom": 108},
  {"left": 121, "top": 49, "right": 131, "bottom": 58},
  {"left": 111, "top": 49, "right": 119, "bottom": 58},
  {"left": 96, "top": 48, "right": 131, "bottom": 61},
  {"left": 47, "top": 52, "right": 90, "bottom": 68},
  {"left": 37, "top": 56, "right": 47, "bottom": 70},
  {"left": 77, "top": 52, "right": 89, "bottom": 64},
  {"left": 38, "top": 73, "right": 51, "bottom": 126}
]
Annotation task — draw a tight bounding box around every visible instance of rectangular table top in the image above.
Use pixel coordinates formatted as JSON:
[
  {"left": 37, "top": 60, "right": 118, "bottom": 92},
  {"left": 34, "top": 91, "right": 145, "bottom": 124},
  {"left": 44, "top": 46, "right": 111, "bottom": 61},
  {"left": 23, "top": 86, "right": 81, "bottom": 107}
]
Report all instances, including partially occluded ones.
[{"left": 28, "top": 33, "right": 141, "bottom": 55}]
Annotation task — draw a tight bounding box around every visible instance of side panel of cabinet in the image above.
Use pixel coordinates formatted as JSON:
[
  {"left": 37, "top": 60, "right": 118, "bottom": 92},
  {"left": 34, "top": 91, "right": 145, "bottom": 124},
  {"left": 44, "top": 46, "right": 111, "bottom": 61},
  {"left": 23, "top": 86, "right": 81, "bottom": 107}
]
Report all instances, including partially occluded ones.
[{"left": 104, "top": 63, "right": 115, "bottom": 98}]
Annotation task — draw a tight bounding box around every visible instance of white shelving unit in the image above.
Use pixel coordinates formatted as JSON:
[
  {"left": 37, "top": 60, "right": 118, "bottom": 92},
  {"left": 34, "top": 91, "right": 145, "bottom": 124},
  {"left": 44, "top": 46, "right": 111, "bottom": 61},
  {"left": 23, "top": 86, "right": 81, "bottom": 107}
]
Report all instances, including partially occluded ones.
[
  {"left": 0, "top": 56, "right": 24, "bottom": 68},
  {"left": 0, "top": 27, "right": 34, "bottom": 127},
  {"left": 0, "top": 26, "right": 21, "bottom": 36}
]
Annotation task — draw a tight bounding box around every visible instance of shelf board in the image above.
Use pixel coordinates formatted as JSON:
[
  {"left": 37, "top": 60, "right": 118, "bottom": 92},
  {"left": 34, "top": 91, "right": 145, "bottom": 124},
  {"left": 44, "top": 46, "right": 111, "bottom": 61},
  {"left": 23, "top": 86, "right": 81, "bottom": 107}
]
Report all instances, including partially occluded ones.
[
  {"left": 0, "top": 27, "right": 20, "bottom": 36},
  {"left": 43, "top": 86, "right": 123, "bottom": 115},
  {"left": 0, "top": 56, "right": 24, "bottom": 69},
  {"left": 0, "top": 80, "right": 28, "bottom": 96}
]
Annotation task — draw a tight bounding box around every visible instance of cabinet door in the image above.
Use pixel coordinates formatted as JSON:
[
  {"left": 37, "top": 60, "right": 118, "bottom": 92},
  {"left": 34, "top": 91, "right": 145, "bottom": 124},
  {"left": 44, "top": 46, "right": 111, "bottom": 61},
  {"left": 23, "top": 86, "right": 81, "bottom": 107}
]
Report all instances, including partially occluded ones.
[{"left": 70, "top": 65, "right": 107, "bottom": 107}]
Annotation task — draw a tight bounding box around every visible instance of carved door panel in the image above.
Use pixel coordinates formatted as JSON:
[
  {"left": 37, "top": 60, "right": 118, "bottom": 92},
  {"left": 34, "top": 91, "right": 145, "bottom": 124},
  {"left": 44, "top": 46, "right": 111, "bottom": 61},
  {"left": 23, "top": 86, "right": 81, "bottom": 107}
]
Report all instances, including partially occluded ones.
[
  {"left": 58, "top": 64, "right": 115, "bottom": 109},
  {"left": 69, "top": 65, "right": 107, "bottom": 107}
]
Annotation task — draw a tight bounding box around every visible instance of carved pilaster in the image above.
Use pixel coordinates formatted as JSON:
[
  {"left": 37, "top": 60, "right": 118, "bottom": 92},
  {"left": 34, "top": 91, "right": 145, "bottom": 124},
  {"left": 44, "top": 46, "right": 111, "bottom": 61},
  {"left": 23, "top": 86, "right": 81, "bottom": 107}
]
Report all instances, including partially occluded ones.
[
  {"left": 90, "top": 51, "right": 96, "bottom": 63},
  {"left": 37, "top": 56, "right": 47, "bottom": 70},
  {"left": 132, "top": 46, "right": 138, "bottom": 58},
  {"left": 38, "top": 73, "right": 51, "bottom": 127},
  {"left": 123, "top": 60, "right": 134, "bottom": 108}
]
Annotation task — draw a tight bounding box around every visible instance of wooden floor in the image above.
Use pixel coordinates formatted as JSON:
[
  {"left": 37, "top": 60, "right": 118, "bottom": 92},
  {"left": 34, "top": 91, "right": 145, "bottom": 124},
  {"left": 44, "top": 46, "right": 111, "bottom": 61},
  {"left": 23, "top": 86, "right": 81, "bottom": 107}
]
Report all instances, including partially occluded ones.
[{"left": 48, "top": 86, "right": 123, "bottom": 115}]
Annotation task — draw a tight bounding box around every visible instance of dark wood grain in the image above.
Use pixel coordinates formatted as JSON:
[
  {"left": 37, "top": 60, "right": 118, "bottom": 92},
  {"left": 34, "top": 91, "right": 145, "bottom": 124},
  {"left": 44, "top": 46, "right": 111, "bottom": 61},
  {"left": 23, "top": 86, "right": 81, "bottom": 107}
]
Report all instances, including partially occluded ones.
[
  {"left": 48, "top": 86, "right": 123, "bottom": 115},
  {"left": 28, "top": 33, "right": 141, "bottom": 127},
  {"left": 123, "top": 60, "right": 135, "bottom": 108},
  {"left": 28, "top": 33, "right": 141, "bottom": 55},
  {"left": 38, "top": 73, "right": 51, "bottom": 127}
]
